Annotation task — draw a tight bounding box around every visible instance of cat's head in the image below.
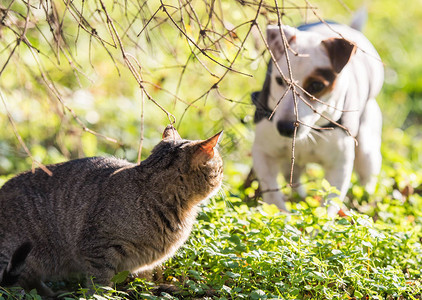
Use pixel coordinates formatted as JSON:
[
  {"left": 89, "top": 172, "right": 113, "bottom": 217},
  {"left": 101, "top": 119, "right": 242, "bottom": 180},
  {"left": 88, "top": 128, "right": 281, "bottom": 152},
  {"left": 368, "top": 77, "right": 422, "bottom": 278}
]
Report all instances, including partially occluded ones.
[{"left": 148, "top": 125, "right": 223, "bottom": 198}]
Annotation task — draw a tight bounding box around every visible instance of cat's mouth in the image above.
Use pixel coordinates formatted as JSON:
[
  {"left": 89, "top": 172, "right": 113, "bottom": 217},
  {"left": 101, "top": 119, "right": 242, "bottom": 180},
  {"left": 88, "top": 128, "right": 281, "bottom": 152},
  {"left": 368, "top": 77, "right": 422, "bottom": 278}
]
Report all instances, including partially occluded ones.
[{"left": 204, "top": 180, "right": 223, "bottom": 202}]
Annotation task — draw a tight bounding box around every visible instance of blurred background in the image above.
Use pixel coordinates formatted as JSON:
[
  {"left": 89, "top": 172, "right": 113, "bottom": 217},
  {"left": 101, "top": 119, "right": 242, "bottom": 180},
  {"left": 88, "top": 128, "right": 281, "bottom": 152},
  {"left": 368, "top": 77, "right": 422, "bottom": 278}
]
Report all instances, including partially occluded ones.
[{"left": 0, "top": 0, "right": 421, "bottom": 202}]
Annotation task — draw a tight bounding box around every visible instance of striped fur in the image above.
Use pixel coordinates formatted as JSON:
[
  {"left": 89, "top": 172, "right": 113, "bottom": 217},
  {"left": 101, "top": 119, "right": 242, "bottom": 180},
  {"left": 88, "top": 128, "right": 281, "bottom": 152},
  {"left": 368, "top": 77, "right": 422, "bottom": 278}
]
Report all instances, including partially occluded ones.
[{"left": 0, "top": 126, "right": 223, "bottom": 296}]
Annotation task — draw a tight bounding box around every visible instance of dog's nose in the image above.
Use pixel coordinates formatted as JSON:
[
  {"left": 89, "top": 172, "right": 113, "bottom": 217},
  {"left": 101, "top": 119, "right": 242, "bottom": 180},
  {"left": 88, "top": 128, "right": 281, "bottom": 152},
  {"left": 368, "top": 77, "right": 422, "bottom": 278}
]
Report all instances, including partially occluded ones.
[{"left": 276, "top": 120, "right": 296, "bottom": 137}]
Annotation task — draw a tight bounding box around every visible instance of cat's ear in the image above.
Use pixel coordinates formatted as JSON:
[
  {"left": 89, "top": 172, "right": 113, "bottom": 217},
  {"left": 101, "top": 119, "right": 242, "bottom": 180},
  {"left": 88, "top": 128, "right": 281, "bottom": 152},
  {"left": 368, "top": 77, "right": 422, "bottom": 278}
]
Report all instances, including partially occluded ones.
[
  {"left": 162, "top": 125, "right": 182, "bottom": 141},
  {"left": 194, "top": 131, "right": 223, "bottom": 163}
]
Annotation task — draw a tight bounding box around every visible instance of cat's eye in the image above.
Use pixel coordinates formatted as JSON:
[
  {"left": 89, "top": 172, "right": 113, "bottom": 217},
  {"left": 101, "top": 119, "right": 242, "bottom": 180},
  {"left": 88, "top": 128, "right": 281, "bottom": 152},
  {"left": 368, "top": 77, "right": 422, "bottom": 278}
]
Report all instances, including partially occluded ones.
[
  {"left": 305, "top": 80, "right": 326, "bottom": 95},
  {"left": 275, "top": 76, "right": 284, "bottom": 86}
]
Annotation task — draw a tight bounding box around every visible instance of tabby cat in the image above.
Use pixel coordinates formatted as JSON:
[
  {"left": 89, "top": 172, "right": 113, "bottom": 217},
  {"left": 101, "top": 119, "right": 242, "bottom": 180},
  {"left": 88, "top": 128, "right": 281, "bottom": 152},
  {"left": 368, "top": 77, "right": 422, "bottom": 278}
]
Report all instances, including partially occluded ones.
[{"left": 0, "top": 125, "right": 223, "bottom": 296}]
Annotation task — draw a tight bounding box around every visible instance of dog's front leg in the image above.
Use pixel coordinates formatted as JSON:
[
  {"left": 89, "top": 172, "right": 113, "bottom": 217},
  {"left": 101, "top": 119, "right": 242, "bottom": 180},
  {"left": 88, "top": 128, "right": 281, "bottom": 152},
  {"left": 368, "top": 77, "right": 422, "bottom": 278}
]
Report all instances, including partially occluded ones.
[
  {"left": 252, "top": 149, "right": 287, "bottom": 212},
  {"left": 323, "top": 138, "right": 356, "bottom": 217}
]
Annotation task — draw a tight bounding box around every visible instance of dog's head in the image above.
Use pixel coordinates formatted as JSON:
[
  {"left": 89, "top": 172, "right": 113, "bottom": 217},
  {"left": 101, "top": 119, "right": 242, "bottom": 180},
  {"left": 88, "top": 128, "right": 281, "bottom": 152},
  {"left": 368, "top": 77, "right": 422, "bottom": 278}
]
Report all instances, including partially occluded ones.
[{"left": 255, "top": 24, "right": 357, "bottom": 140}]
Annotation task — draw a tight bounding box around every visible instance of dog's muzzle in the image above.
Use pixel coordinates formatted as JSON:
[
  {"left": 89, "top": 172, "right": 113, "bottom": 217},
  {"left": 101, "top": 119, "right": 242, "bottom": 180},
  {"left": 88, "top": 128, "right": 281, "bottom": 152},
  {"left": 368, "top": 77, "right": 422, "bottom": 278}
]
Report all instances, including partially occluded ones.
[{"left": 276, "top": 120, "right": 295, "bottom": 137}]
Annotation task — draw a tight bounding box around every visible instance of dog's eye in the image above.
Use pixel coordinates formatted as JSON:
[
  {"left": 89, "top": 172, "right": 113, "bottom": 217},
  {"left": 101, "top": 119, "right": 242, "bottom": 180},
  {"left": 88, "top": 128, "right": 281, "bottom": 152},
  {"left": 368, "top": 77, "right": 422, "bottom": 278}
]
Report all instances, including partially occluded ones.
[
  {"left": 306, "top": 81, "right": 325, "bottom": 95},
  {"left": 275, "top": 76, "right": 284, "bottom": 86}
]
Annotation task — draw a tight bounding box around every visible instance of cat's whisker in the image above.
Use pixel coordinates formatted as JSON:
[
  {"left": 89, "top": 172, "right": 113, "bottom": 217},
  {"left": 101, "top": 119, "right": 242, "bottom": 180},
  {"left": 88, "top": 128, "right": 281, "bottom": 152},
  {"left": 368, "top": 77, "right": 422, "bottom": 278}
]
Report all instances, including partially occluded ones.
[
  {"left": 307, "top": 131, "right": 317, "bottom": 144},
  {"left": 310, "top": 129, "right": 329, "bottom": 142}
]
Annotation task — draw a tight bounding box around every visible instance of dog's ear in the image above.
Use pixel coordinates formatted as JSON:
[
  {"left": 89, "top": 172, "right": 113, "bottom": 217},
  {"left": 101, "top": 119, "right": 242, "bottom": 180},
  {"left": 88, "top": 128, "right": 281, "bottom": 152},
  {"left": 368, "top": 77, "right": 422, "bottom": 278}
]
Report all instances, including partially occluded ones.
[
  {"left": 252, "top": 62, "right": 273, "bottom": 123},
  {"left": 322, "top": 38, "right": 357, "bottom": 73},
  {"left": 267, "top": 25, "right": 296, "bottom": 60}
]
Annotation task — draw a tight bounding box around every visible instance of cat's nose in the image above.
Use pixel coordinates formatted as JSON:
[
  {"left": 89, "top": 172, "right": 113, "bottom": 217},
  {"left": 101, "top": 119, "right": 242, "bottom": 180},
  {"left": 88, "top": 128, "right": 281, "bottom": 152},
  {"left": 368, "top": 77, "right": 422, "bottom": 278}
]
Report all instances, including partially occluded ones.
[{"left": 276, "top": 120, "right": 295, "bottom": 137}]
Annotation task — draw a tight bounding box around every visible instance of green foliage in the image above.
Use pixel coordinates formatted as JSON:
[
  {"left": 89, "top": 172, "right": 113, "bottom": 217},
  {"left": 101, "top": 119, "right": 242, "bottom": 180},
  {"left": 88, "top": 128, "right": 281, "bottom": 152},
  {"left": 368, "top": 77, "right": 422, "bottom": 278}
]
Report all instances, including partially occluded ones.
[{"left": 111, "top": 271, "right": 131, "bottom": 285}]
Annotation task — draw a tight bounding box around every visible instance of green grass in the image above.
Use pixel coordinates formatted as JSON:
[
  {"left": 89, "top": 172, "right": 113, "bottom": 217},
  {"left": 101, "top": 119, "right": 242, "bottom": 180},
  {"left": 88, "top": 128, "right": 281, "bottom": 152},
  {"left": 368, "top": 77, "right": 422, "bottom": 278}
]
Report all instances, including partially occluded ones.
[{"left": 1, "top": 128, "right": 421, "bottom": 300}]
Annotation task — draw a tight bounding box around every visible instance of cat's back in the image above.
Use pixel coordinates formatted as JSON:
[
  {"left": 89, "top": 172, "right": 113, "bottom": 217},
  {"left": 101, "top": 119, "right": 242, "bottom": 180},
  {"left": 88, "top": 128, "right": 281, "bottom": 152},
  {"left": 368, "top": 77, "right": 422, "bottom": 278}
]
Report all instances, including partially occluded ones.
[
  {"left": 1, "top": 156, "right": 132, "bottom": 194},
  {"left": 0, "top": 156, "right": 135, "bottom": 238},
  {"left": 0, "top": 156, "right": 139, "bottom": 283}
]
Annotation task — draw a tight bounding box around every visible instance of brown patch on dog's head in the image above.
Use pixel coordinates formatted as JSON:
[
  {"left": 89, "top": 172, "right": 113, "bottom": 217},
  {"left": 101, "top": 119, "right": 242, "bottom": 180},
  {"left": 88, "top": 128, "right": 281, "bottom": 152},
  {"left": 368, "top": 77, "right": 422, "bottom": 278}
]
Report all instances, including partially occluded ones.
[
  {"left": 303, "top": 68, "right": 337, "bottom": 99},
  {"left": 322, "top": 38, "right": 357, "bottom": 73}
]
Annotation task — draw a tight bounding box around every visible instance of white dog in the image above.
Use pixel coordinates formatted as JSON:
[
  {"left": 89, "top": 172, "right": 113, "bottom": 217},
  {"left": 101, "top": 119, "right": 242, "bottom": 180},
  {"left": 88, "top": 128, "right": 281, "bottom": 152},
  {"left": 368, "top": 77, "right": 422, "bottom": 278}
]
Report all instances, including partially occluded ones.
[{"left": 252, "top": 20, "right": 384, "bottom": 216}]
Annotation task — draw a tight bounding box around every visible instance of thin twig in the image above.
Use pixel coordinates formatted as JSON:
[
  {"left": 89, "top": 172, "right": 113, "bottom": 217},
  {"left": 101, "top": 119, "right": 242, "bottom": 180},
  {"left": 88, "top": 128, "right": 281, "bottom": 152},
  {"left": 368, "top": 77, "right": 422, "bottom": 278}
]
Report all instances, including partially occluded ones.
[
  {"left": 99, "top": 0, "right": 176, "bottom": 125},
  {"left": 137, "top": 91, "right": 145, "bottom": 165},
  {"left": 160, "top": 1, "right": 252, "bottom": 77},
  {"left": 0, "top": 91, "right": 53, "bottom": 176}
]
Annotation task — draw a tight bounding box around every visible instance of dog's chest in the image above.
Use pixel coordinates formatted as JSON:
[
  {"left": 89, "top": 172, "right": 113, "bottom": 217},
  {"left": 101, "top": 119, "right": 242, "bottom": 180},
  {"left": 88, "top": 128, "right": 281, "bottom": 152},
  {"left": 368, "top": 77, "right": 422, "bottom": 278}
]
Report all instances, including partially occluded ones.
[
  {"left": 274, "top": 138, "right": 331, "bottom": 166},
  {"left": 254, "top": 120, "right": 352, "bottom": 167}
]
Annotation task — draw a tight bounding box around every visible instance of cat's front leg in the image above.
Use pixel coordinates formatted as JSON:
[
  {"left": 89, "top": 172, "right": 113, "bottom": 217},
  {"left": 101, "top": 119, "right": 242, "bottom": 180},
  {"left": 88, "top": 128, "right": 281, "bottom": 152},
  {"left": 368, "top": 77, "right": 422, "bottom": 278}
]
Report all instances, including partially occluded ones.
[
  {"left": 83, "top": 257, "right": 117, "bottom": 289},
  {"left": 82, "top": 243, "right": 134, "bottom": 291}
]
